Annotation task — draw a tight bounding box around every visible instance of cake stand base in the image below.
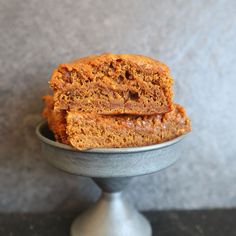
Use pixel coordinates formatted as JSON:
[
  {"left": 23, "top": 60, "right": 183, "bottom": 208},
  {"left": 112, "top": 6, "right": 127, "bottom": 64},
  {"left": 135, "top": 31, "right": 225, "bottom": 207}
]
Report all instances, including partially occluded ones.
[{"left": 71, "top": 178, "right": 151, "bottom": 236}]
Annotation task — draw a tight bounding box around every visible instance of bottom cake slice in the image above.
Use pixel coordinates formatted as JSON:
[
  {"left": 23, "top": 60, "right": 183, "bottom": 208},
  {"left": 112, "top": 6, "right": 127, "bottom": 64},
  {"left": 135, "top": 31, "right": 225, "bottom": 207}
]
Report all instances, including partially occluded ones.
[
  {"left": 66, "top": 105, "right": 191, "bottom": 149},
  {"left": 42, "top": 96, "right": 191, "bottom": 149}
]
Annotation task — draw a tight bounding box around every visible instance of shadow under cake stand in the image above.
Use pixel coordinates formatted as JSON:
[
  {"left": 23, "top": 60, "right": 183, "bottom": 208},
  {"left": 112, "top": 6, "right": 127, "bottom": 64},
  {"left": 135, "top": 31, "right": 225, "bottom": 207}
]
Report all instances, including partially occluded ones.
[{"left": 36, "top": 121, "right": 188, "bottom": 236}]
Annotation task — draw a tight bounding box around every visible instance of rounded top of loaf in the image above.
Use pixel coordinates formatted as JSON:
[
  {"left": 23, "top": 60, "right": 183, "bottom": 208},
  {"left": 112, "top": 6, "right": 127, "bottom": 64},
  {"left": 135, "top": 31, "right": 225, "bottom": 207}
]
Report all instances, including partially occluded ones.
[{"left": 55, "top": 53, "right": 170, "bottom": 75}]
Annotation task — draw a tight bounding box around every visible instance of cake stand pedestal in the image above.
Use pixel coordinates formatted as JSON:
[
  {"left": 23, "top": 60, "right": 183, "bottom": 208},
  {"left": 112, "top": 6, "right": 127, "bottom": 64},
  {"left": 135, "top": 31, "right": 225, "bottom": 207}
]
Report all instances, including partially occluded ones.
[{"left": 36, "top": 121, "right": 188, "bottom": 236}]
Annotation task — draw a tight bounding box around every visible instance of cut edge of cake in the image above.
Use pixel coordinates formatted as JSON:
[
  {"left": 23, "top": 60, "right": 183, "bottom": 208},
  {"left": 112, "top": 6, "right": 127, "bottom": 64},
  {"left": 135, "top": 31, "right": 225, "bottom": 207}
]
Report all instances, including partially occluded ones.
[
  {"left": 42, "top": 95, "right": 191, "bottom": 150},
  {"left": 49, "top": 53, "right": 174, "bottom": 115}
]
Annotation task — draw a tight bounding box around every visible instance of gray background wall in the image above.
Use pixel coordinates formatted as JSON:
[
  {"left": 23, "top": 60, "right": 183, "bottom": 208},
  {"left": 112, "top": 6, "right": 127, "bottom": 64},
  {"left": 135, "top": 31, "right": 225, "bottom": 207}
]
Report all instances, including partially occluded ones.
[{"left": 0, "top": 0, "right": 235, "bottom": 212}]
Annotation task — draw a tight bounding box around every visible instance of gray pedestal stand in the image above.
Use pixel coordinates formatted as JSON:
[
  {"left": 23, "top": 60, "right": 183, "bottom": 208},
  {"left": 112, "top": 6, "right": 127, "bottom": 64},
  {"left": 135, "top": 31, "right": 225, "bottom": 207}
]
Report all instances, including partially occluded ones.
[{"left": 36, "top": 121, "right": 188, "bottom": 236}]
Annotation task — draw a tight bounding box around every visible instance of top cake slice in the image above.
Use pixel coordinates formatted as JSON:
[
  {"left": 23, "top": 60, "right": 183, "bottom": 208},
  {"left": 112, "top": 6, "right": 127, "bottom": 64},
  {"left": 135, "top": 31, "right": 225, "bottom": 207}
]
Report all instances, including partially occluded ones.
[{"left": 50, "top": 53, "right": 173, "bottom": 115}]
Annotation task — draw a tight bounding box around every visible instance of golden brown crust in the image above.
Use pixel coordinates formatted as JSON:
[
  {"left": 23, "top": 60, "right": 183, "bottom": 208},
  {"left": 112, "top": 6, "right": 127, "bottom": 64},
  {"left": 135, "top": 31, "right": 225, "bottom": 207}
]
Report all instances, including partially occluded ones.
[
  {"left": 42, "top": 95, "right": 54, "bottom": 119},
  {"left": 50, "top": 53, "right": 173, "bottom": 115},
  {"left": 64, "top": 53, "right": 170, "bottom": 75},
  {"left": 42, "top": 95, "right": 69, "bottom": 144}
]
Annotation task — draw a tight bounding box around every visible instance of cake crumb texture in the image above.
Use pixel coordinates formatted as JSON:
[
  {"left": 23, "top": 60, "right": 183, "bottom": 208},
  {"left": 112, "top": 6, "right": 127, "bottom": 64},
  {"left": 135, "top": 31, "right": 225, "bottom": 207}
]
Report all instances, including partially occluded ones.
[
  {"left": 42, "top": 53, "right": 191, "bottom": 149},
  {"left": 42, "top": 95, "right": 190, "bottom": 149},
  {"left": 66, "top": 104, "right": 191, "bottom": 149},
  {"left": 50, "top": 53, "right": 173, "bottom": 115}
]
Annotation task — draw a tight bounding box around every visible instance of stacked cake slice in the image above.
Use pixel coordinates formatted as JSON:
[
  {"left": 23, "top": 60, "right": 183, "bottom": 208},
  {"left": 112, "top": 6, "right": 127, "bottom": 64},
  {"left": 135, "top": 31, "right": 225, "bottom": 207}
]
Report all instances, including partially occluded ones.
[{"left": 43, "top": 53, "right": 191, "bottom": 149}]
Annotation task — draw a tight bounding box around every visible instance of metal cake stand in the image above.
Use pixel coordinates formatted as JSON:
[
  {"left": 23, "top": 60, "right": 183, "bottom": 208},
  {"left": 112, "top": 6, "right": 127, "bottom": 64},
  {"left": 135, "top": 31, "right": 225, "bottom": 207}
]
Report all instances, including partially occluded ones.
[{"left": 36, "top": 121, "right": 188, "bottom": 236}]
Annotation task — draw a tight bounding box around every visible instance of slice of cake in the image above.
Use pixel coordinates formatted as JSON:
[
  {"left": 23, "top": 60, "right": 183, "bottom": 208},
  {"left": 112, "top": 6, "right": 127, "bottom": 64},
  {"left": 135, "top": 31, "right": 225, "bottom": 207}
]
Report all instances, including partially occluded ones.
[
  {"left": 43, "top": 96, "right": 190, "bottom": 149},
  {"left": 66, "top": 104, "right": 190, "bottom": 149},
  {"left": 50, "top": 53, "right": 173, "bottom": 115}
]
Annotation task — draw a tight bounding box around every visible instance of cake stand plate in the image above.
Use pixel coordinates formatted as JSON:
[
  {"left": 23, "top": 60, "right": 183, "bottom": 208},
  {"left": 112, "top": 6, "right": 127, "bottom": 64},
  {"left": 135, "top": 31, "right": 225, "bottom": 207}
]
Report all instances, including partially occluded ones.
[{"left": 36, "top": 121, "right": 188, "bottom": 236}]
